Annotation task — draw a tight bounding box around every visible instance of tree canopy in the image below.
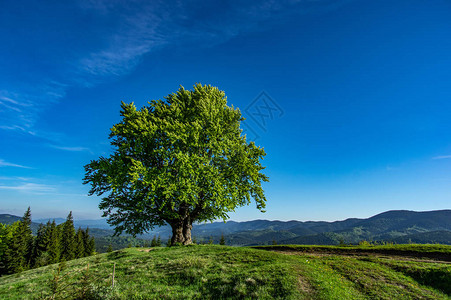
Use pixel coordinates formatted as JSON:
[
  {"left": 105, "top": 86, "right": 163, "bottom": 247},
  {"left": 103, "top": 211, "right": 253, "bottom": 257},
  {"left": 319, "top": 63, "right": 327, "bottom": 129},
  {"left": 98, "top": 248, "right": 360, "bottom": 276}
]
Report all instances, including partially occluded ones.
[{"left": 84, "top": 84, "right": 269, "bottom": 245}]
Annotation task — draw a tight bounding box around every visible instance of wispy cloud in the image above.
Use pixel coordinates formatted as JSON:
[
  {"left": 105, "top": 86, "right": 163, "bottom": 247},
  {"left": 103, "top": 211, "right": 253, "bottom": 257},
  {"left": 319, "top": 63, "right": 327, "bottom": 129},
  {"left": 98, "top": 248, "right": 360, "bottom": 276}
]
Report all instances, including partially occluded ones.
[
  {"left": 0, "top": 183, "right": 56, "bottom": 193},
  {"left": 0, "top": 82, "right": 66, "bottom": 131},
  {"left": 0, "top": 159, "right": 32, "bottom": 169},
  {"left": 1, "top": 0, "right": 349, "bottom": 131},
  {"left": 0, "top": 176, "right": 33, "bottom": 181},
  {"left": 432, "top": 155, "right": 451, "bottom": 160},
  {"left": 50, "top": 145, "right": 91, "bottom": 152}
]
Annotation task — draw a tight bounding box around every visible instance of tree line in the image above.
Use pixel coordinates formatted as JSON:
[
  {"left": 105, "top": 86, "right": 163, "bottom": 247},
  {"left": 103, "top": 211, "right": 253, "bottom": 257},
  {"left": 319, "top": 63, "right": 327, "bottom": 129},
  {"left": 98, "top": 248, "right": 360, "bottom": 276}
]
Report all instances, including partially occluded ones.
[{"left": 0, "top": 207, "right": 95, "bottom": 276}]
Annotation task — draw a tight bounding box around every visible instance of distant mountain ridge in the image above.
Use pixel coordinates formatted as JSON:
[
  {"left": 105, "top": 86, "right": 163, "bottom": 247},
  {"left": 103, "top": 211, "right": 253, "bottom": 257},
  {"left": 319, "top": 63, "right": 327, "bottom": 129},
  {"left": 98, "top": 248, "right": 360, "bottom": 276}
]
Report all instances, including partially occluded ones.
[{"left": 1, "top": 209, "right": 450, "bottom": 246}]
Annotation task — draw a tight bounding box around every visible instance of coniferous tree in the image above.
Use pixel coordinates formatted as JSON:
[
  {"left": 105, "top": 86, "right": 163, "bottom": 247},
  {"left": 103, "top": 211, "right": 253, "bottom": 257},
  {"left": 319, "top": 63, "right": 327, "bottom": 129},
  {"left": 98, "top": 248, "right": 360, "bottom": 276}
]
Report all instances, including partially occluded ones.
[
  {"left": 107, "top": 244, "right": 113, "bottom": 252},
  {"left": 150, "top": 236, "right": 157, "bottom": 247},
  {"left": 60, "top": 212, "right": 76, "bottom": 261},
  {"left": 48, "top": 220, "right": 61, "bottom": 263},
  {"left": 82, "top": 228, "right": 95, "bottom": 257},
  {"left": 219, "top": 234, "right": 226, "bottom": 245},
  {"left": 156, "top": 236, "right": 162, "bottom": 247},
  {"left": 75, "top": 228, "right": 85, "bottom": 259},
  {"left": 0, "top": 223, "right": 7, "bottom": 273},
  {"left": 32, "top": 223, "right": 48, "bottom": 267},
  {"left": 3, "top": 208, "right": 34, "bottom": 274},
  {"left": 0, "top": 222, "right": 16, "bottom": 275},
  {"left": 86, "top": 235, "right": 95, "bottom": 256},
  {"left": 6, "top": 207, "right": 34, "bottom": 272},
  {"left": 21, "top": 207, "right": 34, "bottom": 268},
  {"left": 1, "top": 222, "right": 19, "bottom": 274}
]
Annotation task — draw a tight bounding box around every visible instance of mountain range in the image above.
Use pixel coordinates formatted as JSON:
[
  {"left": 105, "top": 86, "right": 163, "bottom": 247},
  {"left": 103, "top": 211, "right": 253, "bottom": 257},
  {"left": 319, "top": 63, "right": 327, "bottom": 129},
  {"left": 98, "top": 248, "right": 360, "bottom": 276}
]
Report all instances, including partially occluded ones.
[{"left": 1, "top": 209, "right": 450, "bottom": 246}]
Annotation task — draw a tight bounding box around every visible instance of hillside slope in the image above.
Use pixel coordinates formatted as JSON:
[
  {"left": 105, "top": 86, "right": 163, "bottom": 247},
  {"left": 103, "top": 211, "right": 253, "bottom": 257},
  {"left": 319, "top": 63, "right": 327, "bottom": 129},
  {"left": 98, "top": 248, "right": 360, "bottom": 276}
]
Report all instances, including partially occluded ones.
[{"left": 0, "top": 245, "right": 449, "bottom": 299}]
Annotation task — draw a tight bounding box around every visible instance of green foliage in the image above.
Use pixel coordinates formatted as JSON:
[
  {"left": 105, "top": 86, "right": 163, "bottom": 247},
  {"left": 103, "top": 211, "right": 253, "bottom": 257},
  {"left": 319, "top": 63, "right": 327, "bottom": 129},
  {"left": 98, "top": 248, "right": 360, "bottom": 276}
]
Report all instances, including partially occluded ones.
[
  {"left": 0, "top": 221, "right": 19, "bottom": 274},
  {"left": 150, "top": 236, "right": 157, "bottom": 247},
  {"left": 60, "top": 212, "right": 76, "bottom": 261},
  {"left": 82, "top": 228, "right": 96, "bottom": 257},
  {"left": 84, "top": 84, "right": 269, "bottom": 244},
  {"left": 0, "top": 208, "right": 96, "bottom": 276},
  {"left": 32, "top": 223, "right": 49, "bottom": 267},
  {"left": 0, "top": 224, "right": 7, "bottom": 272},
  {"left": 2, "top": 208, "right": 34, "bottom": 274},
  {"left": 219, "top": 234, "right": 226, "bottom": 245},
  {"left": 48, "top": 220, "right": 61, "bottom": 263},
  {"left": 75, "top": 228, "right": 85, "bottom": 258}
]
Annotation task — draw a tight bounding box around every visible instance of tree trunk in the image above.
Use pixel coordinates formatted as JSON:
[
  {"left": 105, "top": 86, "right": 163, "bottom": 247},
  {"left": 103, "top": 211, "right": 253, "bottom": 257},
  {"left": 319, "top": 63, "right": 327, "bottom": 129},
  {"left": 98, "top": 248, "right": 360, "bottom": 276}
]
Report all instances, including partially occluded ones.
[{"left": 170, "top": 219, "right": 192, "bottom": 245}]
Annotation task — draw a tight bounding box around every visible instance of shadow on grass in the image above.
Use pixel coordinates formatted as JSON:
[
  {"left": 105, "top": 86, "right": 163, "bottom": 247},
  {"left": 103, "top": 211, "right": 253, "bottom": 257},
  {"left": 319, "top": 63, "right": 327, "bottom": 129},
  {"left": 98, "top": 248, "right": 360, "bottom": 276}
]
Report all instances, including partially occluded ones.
[
  {"left": 397, "top": 268, "right": 451, "bottom": 296},
  {"left": 106, "top": 251, "right": 129, "bottom": 260}
]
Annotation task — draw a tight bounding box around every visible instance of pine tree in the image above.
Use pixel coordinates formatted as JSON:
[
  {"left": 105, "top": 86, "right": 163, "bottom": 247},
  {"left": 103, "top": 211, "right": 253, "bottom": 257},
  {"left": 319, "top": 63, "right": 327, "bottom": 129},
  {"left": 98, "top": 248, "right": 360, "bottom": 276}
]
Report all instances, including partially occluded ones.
[
  {"left": 7, "top": 207, "right": 34, "bottom": 272},
  {"left": 82, "top": 228, "right": 95, "bottom": 257},
  {"left": 32, "top": 223, "right": 48, "bottom": 267},
  {"left": 150, "top": 236, "right": 157, "bottom": 247},
  {"left": 87, "top": 236, "right": 95, "bottom": 256},
  {"left": 156, "top": 236, "right": 162, "bottom": 247},
  {"left": 75, "top": 228, "right": 85, "bottom": 258},
  {"left": 3, "top": 208, "right": 34, "bottom": 274},
  {"left": 21, "top": 207, "right": 34, "bottom": 268},
  {"left": 107, "top": 244, "right": 113, "bottom": 252},
  {"left": 0, "top": 222, "right": 19, "bottom": 275},
  {"left": 48, "top": 220, "right": 61, "bottom": 263},
  {"left": 0, "top": 223, "right": 8, "bottom": 274},
  {"left": 219, "top": 234, "right": 226, "bottom": 245},
  {"left": 60, "top": 212, "right": 76, "bottom": 261}
]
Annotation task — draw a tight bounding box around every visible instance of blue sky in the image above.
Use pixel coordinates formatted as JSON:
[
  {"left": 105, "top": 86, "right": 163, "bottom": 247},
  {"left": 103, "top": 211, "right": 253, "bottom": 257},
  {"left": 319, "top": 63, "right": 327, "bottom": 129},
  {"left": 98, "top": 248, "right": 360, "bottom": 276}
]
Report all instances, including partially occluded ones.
[{"left": 1, "top": 0, "right": 450, "bottom": 222}]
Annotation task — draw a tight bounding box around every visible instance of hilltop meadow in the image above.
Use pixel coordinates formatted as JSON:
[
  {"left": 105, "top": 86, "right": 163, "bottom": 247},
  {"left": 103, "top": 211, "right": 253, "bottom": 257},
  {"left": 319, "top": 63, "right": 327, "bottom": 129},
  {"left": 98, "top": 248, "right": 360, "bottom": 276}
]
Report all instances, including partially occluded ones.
[{"left": 0, "top": 244, "right": 450, "bottom": 299}]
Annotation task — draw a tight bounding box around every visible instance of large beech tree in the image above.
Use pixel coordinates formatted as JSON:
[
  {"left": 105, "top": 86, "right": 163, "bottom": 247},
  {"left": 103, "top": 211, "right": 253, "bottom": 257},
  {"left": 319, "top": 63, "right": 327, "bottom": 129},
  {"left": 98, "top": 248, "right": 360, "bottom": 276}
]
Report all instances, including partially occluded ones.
[{"left": 84, "top": 84, "right": 268, "bottom": 245}]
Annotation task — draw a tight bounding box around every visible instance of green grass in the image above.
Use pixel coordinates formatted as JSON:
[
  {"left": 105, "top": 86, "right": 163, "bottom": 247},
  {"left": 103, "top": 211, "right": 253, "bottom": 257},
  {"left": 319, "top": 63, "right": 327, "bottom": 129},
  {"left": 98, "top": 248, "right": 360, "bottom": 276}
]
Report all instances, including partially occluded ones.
[{"left": 0, "top": 244, "right": 450, "bottom": 299}]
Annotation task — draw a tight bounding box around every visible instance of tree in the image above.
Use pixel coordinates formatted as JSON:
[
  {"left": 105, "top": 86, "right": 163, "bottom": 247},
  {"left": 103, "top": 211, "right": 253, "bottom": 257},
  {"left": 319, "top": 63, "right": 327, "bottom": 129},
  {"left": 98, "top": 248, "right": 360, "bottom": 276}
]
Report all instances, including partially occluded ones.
[
  {"left": 82, "top": 228, "right": 95, "bottom": 257},
  {"left": 150, "top": 236, "right": 157, "bottom": 247},
  {"left": 60, "top": 212, "right": 76, "bottom": 261},
  {"left": 20, "top": 207, "right": 34, "bottom": 268},
  {"left": 48, "top": 220, "right": 61, "bottom": 263},
  {"left": 84, "top": 84, "right": 268, "bottom": 245},
  {"left": 32, "top": 223, "right": 49, "bottom": 267},
  {"left": 0, "top": 223, "right": 8, "bottom": 273},
  {"left": 0, "top": 221, "right": 16, "bottom": 275},
  {"left": 75, "top": 228, "right": 85, "bottom": 258},
  {"left": 219, "top": 234, "right": 226, "bottom": 245}
]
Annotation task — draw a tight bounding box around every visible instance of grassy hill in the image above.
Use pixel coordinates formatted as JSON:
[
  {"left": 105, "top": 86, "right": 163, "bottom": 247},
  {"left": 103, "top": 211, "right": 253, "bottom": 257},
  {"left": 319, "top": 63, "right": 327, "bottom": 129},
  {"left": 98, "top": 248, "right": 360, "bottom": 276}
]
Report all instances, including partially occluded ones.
[{"left": 0, "top": 244, "right": 450, "bottom": 299}]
